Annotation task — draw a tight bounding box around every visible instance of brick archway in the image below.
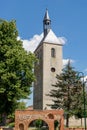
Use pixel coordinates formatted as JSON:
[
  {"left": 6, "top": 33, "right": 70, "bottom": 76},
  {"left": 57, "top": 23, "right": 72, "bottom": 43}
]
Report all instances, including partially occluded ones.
[
  {"left": 28, "top": 119, "right": 49, "bottom": 129},
  {"left": 15, "top": 110, "right": 64, "bottom": 130}
]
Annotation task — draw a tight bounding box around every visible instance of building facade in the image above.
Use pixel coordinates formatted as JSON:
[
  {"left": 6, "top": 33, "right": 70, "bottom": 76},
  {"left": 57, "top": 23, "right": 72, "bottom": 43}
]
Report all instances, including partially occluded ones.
[{"left": 33, "top": 9, "right": 63, "bottom": 110}]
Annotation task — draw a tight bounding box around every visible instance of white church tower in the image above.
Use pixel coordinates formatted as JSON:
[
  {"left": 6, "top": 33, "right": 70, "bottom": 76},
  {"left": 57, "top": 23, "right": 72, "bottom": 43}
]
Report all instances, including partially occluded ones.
[{"left": 33, "top": 9, "right": 63, "bottom": 110}]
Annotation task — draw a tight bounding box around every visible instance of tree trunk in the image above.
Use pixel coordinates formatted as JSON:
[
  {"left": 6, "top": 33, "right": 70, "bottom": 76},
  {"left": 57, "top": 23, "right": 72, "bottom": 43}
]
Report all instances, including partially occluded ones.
[
  {"left": 81, "top": 118, "right": 82, "bottom": 126},
  {"left": 66, "top": 114, "right": 69, "bottom": 127},
  {"left": 1, "top": 113, "right": 7, "bottom": 126}
]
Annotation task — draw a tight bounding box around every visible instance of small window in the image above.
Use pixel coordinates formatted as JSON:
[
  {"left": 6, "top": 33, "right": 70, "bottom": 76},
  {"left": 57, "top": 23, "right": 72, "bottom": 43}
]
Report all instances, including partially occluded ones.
[
  {"left": 51, "top": 48, "right": 55, "bottom": 57},
  {"left": 51, "top": 67, "right": 56, "bottom": 72},
  {"left": 48, "top": 113, "right": 54, "bottom": 119}
]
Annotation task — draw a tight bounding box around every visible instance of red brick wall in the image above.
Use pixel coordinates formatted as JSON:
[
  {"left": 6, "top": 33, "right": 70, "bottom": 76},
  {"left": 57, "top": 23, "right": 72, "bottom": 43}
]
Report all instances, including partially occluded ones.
[{"left": 15, "top": 109, "right": 64, "bottom": 130}]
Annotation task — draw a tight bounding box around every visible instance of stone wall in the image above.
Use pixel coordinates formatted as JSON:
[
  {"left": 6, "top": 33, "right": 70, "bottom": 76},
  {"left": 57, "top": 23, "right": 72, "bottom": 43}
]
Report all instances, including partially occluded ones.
[{"left": 64, "top": 116, "right": 86, "bottom": 127}]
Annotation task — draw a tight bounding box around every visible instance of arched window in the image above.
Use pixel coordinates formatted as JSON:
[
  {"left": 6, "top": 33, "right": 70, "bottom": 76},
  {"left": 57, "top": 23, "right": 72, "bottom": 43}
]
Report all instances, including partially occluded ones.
[{"left": 51, "top": 48, "right": 55, "bottom": 57}]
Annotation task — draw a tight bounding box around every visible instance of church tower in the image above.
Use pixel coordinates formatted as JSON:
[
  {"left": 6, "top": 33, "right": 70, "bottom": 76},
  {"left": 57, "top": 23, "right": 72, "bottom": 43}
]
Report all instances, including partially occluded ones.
[{"left": 33, "top": 9, "right": 63, "bottom": 110}]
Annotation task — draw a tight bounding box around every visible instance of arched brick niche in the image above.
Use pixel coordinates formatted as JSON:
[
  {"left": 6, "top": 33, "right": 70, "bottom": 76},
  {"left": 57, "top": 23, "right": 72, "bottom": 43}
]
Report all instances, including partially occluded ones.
[
  {"left": 19, "top": 123, "right": 24, "bottom": 130},
  {"left": 15, "top": 109, "right": 64, "bottom": 130},
  {"left": 47, "top": 113, "right": 54, "bottom": 119}
]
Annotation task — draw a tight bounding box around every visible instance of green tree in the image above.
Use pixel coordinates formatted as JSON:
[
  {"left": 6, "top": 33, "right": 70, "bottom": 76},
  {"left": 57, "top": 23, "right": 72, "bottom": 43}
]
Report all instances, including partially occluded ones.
[
  {"left": 48, "top": 62, "right": 83, "bottom": 127},
  {"left": 5, "top": 101, "right": 27, "bottom": 126},
  {"left": 17, "top": 101, "right": 27, "bottom": 110},
  {"left": 54, "top": 120, "right": 59, "bottom": 130},
  {"left": 74, "top": 92, "right": 87, "bottom": 126},
  {"left": 35, "top": 119, "right": 43, "bottom": 129},
  {"left": 0, "top": 20, "right": 36, "bottom": 125}
]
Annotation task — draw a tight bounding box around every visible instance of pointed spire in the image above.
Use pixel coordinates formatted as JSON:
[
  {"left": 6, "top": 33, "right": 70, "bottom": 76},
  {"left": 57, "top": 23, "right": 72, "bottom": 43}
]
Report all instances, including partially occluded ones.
[
  {"left": 43, "top": 9, "right": 51, "bottom": 38},
  {"left": 44, "top": 8, "right": 50, "bottom": 21}
]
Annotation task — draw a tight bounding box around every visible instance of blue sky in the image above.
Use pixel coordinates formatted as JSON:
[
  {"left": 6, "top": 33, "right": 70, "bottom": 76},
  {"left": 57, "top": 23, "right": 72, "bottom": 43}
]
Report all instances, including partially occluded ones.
[{"left": 0, "top": 0, "right": 87, "bottom": 106}]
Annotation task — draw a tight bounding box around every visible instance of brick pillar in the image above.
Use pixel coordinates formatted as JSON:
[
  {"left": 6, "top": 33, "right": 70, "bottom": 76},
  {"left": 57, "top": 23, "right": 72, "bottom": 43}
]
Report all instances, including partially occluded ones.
[
  {"left": 15, "top": 122, "right": 19, "bottom": 130},
  {"left": 60, "top": 116, "right": 64, "bottom": 130},
  {"left": 49, "top": 120, "right": 54, "bottom": 130}
]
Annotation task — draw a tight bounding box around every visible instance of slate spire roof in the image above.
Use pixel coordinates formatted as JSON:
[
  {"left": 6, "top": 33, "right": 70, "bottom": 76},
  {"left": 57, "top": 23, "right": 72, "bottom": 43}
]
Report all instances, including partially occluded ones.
[{"left": 43, "top": 8, "right": 50, "bottom": 21}]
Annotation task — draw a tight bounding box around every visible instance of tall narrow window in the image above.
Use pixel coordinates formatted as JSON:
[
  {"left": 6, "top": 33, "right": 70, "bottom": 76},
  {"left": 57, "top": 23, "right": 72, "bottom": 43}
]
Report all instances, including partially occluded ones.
[{"left": 51, "top": 48, "right": 55, "bottom": 57}]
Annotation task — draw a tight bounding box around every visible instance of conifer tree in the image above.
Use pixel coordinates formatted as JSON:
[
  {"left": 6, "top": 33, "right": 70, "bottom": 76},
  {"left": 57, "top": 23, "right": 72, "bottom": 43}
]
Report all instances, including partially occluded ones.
[{"left": 48, "top": 62, "right": 83, "bottom": 127}]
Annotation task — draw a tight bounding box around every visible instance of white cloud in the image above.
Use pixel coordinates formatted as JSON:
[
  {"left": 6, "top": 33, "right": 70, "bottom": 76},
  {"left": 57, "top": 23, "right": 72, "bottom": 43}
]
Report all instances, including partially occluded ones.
[
  {"left": 22, "top": 34, "right": 43, "bottom": 52},
  {"left": 17, "top": 36, "right": 21, "bottom": 41},
  {"left": 19, "top": 33, "right": 67, "bottom": 53},
  {"left": 63, "top": 59, "right": 74, "bottom": 66},
  {"left": 58, "top": 37, "right": 67, "bottom": 45},
  {"left": 84, "top": 76, "right": 87, "bottom": 82}
]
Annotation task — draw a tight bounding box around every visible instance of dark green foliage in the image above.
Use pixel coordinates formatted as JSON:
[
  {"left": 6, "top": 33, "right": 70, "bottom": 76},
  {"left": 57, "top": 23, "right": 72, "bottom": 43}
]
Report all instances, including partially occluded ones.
[
  {"left": 17, "top": 101, "right": 27, "bottom": 110},
  {"left": 75, "top": 92, "right": 87, "bottom": 118},
  {"left": 0, "top": 20, "right": 36, "bottom": 124},
  {"left": 54, "top": 120, "right": 59, "bottom": 130},
  {"left": 35, "top": 119, "right": 43, "bottom": 128},
  {"left": 48, "top": 62, "right": 83, "bottom": 127}
]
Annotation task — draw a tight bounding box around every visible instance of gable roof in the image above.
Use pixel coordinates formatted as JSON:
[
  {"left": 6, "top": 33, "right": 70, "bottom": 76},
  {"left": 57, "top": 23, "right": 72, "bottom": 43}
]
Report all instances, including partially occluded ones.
[
  {"left": 34, "top": 29, "right": 63, "bottom": 52},
  {"left": 43, "top": 29, "right": 62, "bottom": 45}
]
